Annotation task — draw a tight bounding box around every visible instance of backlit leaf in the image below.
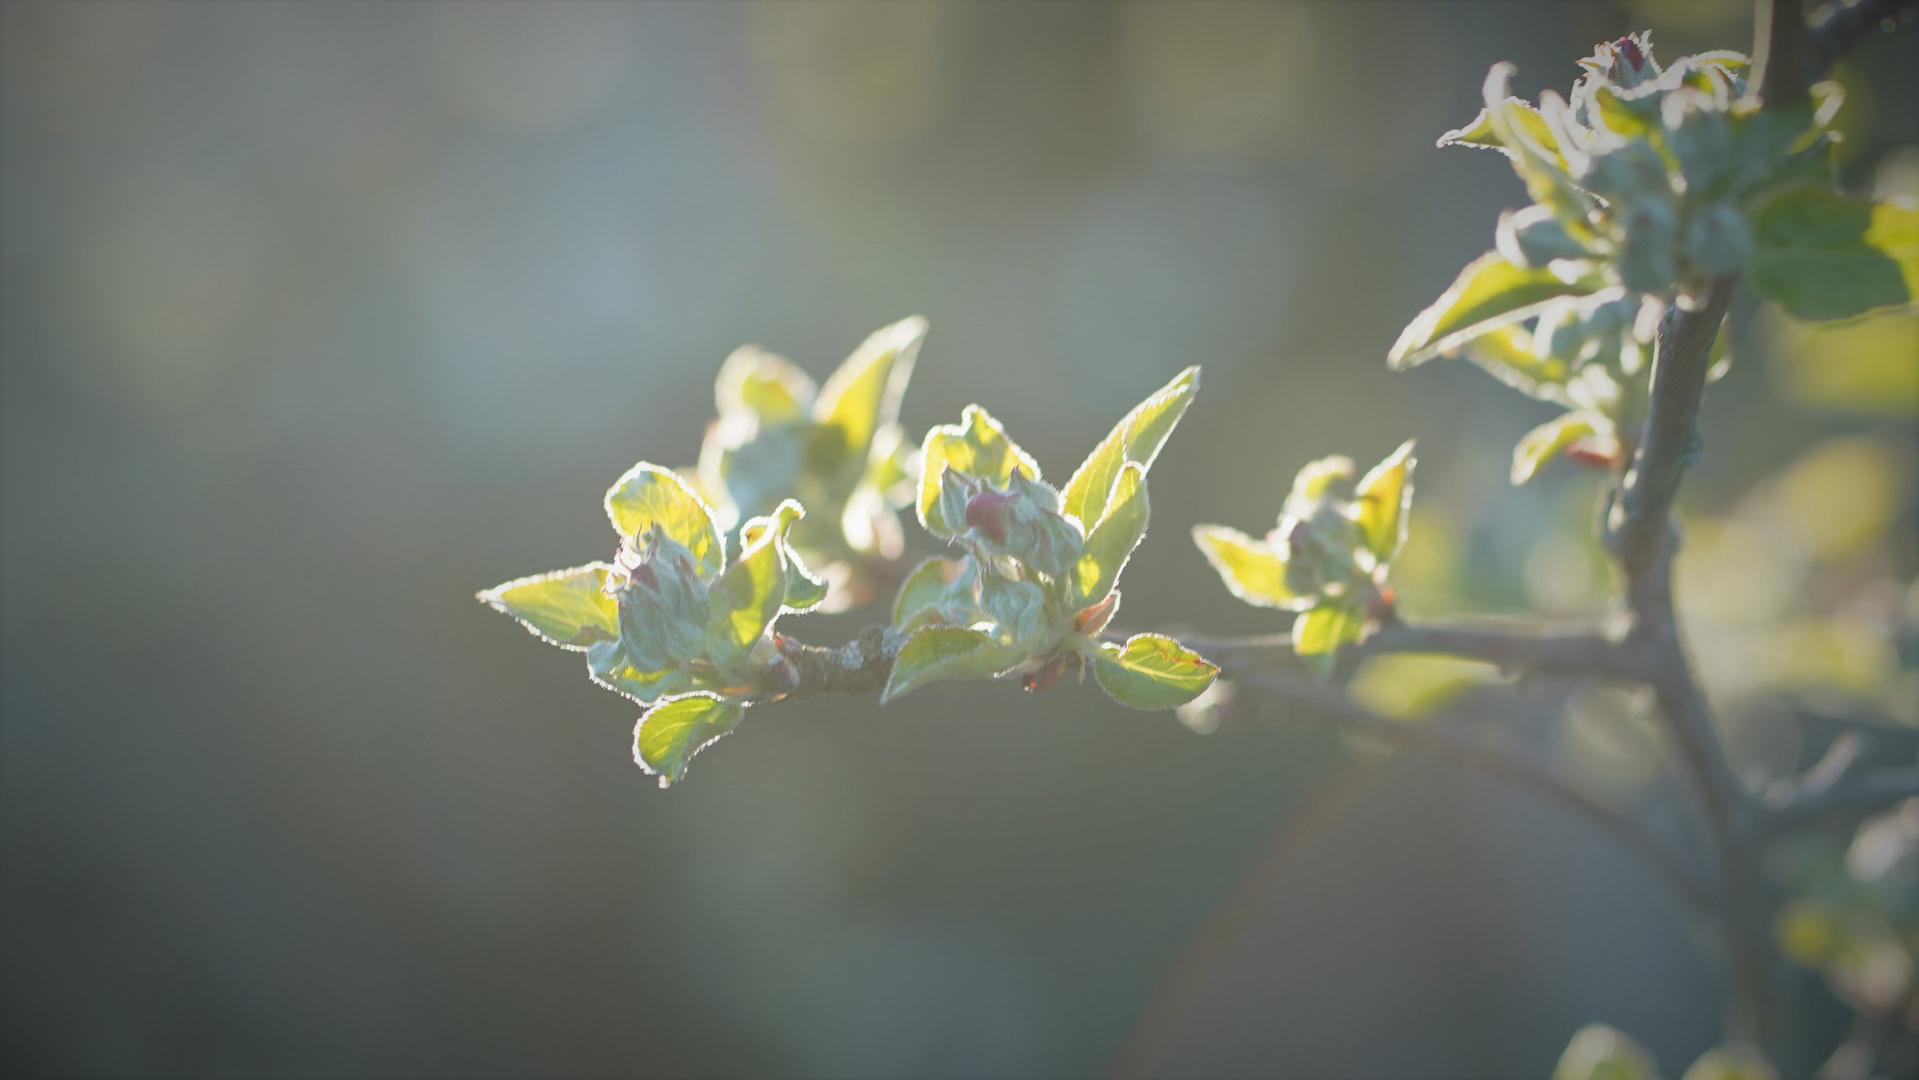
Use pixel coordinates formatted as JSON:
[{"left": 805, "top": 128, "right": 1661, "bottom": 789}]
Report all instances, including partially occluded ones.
[
  {"left": 479, "top": 563, "right": 619, "bottom": 649},
  {"left": 1191, "top": 525, "right": 1302, "bottom": 610},
  {"left": 1074, "top": 463, "right": 1149, "bottom": 604},
  {"left": 1092, "top": 634, "right": 1218, "bottom": 710},
  {"left": 705, "top": 501, "right": 801, "bottom": 678},
  {"left": 881, "top": 627, "right": 1024, "bottom": 703},
  {"left": 1292, "top": 603, "right": 1363, "bottom": 657},
  {"left": 1751, "top": 189, "right": 1915, "bottom": 321},
  {"left": 893, "top": 556, "right": 983, "bottom": 630},
  {"left": 633, "top": 693, "right": 745, "bottom": 788},
  {"left": 816, "top": 316, "right": 927, "bottom": 459},
  {"left": 605, "top": 463, "right": 725, "bottom": 580},
  {"left": 1061, "top": 366, "right": 1199, "bottom": 528},
  {"left": 715, "top": 345, "right": 816, "bottom": 421},
  {"left": 1512, "top": 412, "right": 1605, "bottom": 484},
  {"left": 1351, "top": 440, "right": 1416, "bottom": 564},
  {"left": 1390, "top": 251, "right": 1607, "bottom": 369}
]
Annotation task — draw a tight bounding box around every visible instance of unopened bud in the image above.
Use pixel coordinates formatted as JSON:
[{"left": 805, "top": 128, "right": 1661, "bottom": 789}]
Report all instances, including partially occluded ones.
[
  {"left": 1683, "top": 203, "right": 1752, "bottom": 276},
  {"left": 1496, "top": 205, "right": 1590, "bottom": 269},
  {"left": 963, "top": 491, "right": 1014, "bottom": 543}
]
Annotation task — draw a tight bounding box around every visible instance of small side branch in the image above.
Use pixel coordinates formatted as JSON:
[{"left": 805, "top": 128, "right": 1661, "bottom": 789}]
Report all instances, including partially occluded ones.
[
  {"left": 1162, "top": 616, "right": 1628, "bottom": 681},
  {"left": 1766, "top": 767, "right": 1919, "bottom": 835},
  {"left": 763, "top": 626, "right": 904, "bottom": 702},
  {"left": 1237, "top": 670, "right": 1716, "bottom": 919}
]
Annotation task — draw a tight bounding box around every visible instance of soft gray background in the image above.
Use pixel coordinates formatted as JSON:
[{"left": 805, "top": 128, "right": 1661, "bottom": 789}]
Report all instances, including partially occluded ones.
[{"left": 3, "top": 2, "right": 1913, "bottom": 1077}]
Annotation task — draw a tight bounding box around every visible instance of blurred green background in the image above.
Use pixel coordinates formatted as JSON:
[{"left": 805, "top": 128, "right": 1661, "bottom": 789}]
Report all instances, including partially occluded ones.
[{"left": 3, "top": 2, "right": 1913, "bottom": 1077}]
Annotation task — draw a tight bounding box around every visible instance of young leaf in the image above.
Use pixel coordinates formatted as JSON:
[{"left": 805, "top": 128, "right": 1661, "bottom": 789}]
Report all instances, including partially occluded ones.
[
  {"left": 1284, "top": 455, "right": 1355, "bottom": 519},
  {"left": 1750, "top": 190, "right": 1917, "bottom": 321},
  {"left": 979, "top": 572, "right": 1046, "bottom": 641},
  {"left": 1092, "top": 634, "right": 1219, "bottom": 710},
  {"left": 633, "top": 693, "right": 745, "bottom": 788},
  {"left": 1061, "top": 366, "right": 1199, "bottom": 528},
  {"left": 478, "top": 563, "right": 620, "bottom": 649},
  {"left": 881, "top": 627, "right": 1024, "bottom": 703},
  {"left": 715, "top": 345, "right": 816, "bottom": 421},
  {"left": 918, "top": 406, "right": 1041, "bottom": 536},
  {"left": 1191, "top": 525, "right": 1302, "bottom": 610},
  {"left": 1073, "top": 462, "right": 1149, "bottom": 604},
  {"left": 705, "top": 502, "right": 801, "bottom": 678},
  {"left": 780, "top": 543, "right": 829, "bottom": 614},
  {"left": 816, "top": 316, "right": 927, "bottom": 460},
  {"left": 605, "top": 463, "right": 725, "bottom": 580},
  {"left": 1291, "top": 603, "right": 1362, "bottom": 657},
  {"left": 1437, "top": 98, "right": 1563, "bottom": 168},
  {"left": 1390, "top": 251, "right": 1607, "bottom": 369},
  {"left": 1456, "top": 323, "right": 1572, "bottom": 402},
  {"left": 1351, "top": 440, "right": 1415, "bottom": 565},
  {"left": 893, "top": 556, "right": 983, "bottom": 630},
  {"left": 1511, "top": 412, "right": 1606, "bottom": 484},
  {"left": 588, "top": 638, "right": 694, "bottom": 704}
]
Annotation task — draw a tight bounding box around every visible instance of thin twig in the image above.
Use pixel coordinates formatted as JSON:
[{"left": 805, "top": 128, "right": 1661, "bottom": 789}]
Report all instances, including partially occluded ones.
[
  {"left": 1235, "top": 669, "right": 1717, "bottom": 919},
  {"left": 1765, "top": 767, "right": 1919, "bottom": 835}
]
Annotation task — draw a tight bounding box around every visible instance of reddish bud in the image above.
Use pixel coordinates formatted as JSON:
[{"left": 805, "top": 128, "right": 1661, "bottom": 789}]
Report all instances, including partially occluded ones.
[
  {"left": 1614, "top": 35, "right": 1644, "bottom": 70},
  {"left": 1564, "top": 439, "right": 1620, "bottom": 469},
  {"left": 1074, "top": 593, "right": 1120, "bottom": 637},
  {"left": 964, "top": 491, "right": 1013, "bottom": 543},
  {"left": 1021, "top": 654, "right": 1072, "bottom": 693}
]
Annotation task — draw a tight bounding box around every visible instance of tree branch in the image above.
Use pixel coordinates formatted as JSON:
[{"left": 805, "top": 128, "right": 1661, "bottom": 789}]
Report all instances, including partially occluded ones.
[
  {"left": 1235, "top": 669, "right": 1716, "bottom": 919},
  {"left": 1156, "top": 616, "right": 1629, "bottom": 681},
  {"left": 759, "top": 625, "right": 904, "bottom": 703},
  {"left": 1765, "top": 766, "right": 1919, "bottom": 835}
]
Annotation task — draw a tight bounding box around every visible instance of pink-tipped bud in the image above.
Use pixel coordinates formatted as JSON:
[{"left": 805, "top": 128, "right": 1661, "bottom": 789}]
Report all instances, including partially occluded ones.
[
  {"left": 1614, "top": 35, "right": 1643, "bottom": 70},
  {"left": 964, "top": 491, "right": 1014, "bottom": 543}
]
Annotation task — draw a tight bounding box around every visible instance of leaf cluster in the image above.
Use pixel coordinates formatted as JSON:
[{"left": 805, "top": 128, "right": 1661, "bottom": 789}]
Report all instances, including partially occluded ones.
[
  {"left": 887, "top": 368, "right": 1218, "bottom": 711},
  {"left": 1393, "top": 33, "right": 1917, "bottom": 485},
  {"left": 1192, "top": 441, "right": 1414, "bottom": 674}
]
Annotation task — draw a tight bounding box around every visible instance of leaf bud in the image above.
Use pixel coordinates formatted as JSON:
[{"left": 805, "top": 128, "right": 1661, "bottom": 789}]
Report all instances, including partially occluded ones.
[
  {"left": 1616, "top": 198, "right": 1680, "bottom": 292},
  {"left": 1496, "top": 205, "right": 1592, "bottom": 269},
  {"left": 612, "top": 525, "right": 711, "bottom": 671},
  {"left": 1683, "top": 203, "right": 1752, "bottom": 276}
]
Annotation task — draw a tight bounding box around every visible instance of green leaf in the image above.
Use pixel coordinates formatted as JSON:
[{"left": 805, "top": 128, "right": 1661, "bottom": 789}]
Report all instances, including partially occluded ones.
[
  {"left": 587, "top": 638, "right": 694, "bottom": 704},
  {"left": 605, "top": 463, "right": 725, "bottom": 580},
  {"left": 1351, "top": 440, "right": 1415, "bottom": 564},
  {"left": 1073, "top": 462, "right": 1149, "bottom": 604},
  {"left": 1191, "top": 525, "right": 1302, "bottom": 610},
  {"left": 1348, "top": 653, "right": 1498, "bottom": 720},
  {"left": 881, "top": 627, "right": 1024, "bottom": 703},
  {"left": 1390, "top": 251, "right": 1607, "bottom": 369},
  {"left": 1438, "top": 97, "right": 1563, "bottom": 169},
  {"left": 892, "top": 556, "right": 983, "bottom": 630},
  {"left": 705, "top": 501, "right": 801, "bottom": 679},
  {"left": 1750, "top": 189, "right": 1916, "bottom": 321},
  {"left": 1060, "top": 366, "right": 1199, "bottom": 528},
  {"left": 1092, "top": 633, "right": 1219, "bottom": 710},
  {"left": 1511, "top": 412, "right": 1605, "bottom": 485},
  {"left": 979, "top": 572, "right": 1046, "bottom": 641},
  {"left": 633, "top": 693, "right": 745, "bottom": 788},
  {"left": 1456, "top": 323, "right": 1572, "bottom": 402},
  {"left": 715, "top": 345, "right": 816, "bottom": 421},
  {"left": 479, "top": 563, "right": 619, "bottom": 649},
  {"left": 781, "top": 545, "right": 829, "bottom": 614},
  {"left": 815, "top": 316, "right": 927, "bottom": 460},
  {"left": 1284, "top": 455, "right": 1354, "bottom": 519},
  {"left": 1291, "top": 603, "right": 1362, "bottom": 658},
  {"left": 918, "top": 405, "right": 1041, "bottom": 536}
]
